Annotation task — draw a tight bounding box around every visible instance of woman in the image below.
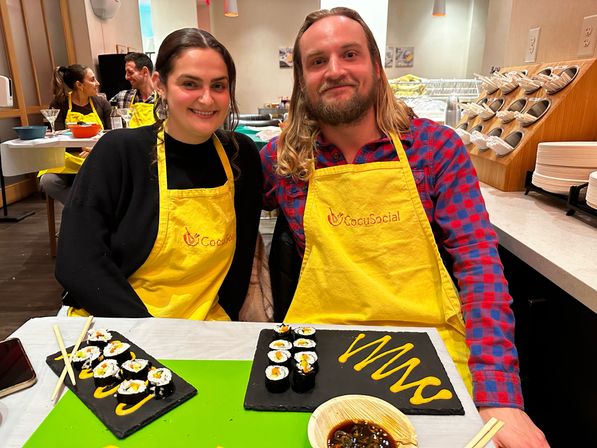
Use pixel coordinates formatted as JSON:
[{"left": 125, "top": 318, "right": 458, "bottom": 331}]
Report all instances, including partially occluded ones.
[
  {"left": 39, "top": 64, "right": 111, "bottom": 204},
  {"left": 55, "top": 29, "right": 262, "bottom": 320}
]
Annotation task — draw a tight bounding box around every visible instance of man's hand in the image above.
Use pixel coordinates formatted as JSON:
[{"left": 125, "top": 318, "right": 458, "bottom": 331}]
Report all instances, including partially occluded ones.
[{"left": 478, "top": 407, "right": 549, "bottom": 448}]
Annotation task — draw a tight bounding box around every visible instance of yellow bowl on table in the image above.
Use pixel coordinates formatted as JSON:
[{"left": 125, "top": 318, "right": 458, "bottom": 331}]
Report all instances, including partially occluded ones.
[{"left": 308, "top": 394, "right": 418, "bottom": 448}]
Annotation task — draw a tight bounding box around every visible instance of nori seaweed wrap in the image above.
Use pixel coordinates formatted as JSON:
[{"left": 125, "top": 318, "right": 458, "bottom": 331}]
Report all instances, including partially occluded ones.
[{"left": 265, "top": 365, "right": 290, "bottom": 393}]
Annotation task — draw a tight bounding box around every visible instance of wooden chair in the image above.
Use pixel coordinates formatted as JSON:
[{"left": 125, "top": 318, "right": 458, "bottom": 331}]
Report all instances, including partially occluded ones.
[{"left": 46, "top": 195, "right": 57, "bottom": 257}]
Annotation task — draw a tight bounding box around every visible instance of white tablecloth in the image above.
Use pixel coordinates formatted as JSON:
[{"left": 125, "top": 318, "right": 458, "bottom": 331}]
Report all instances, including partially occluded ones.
[
  {"left": 1, "top": 135, "right": 101, "bottom": 176},
  {"left": 0, "top": 317, "right": 489, "bottom": 447}
]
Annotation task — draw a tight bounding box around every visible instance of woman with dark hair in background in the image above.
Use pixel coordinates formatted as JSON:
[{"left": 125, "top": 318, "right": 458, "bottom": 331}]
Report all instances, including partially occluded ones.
[
  {"left": 39, "top": 64, "right": 111, "bottom": 204},
  {"left": 55, "top": 28, "right": 262, "bottom": 321}
]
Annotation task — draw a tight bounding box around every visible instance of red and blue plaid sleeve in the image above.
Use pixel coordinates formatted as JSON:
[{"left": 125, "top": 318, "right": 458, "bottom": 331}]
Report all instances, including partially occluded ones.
[{"left": 409, "top": 119, "right": 522, "bottom": 408}]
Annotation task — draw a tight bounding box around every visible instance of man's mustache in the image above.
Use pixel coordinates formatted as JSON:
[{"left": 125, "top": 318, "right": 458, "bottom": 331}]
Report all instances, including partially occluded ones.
[{"left": 318, "top": 80, "right": 358, "bottom": 94}]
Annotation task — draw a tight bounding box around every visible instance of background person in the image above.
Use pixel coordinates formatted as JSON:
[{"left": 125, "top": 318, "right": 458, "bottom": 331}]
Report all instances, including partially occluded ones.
[
  {"left": 262, "top": 8, "right": 548, "bottom": 448},
  {"left": 109, "top": 52, "right": 156, "bottom": 127},
  {"left": 39, "top": 64, "right": 111, "bottom": 204},
  {"left": 55, "top": 28, "right": 262, "bottom": 321}
]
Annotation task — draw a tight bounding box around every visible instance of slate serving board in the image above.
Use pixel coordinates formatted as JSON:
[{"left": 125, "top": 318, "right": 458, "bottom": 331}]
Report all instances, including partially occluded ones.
[
  {"left": 45, "top": 331, "right": 197, "bottom": 439},
  {"left": 244, "top": 329, "right": 464, "bottom": 415}
]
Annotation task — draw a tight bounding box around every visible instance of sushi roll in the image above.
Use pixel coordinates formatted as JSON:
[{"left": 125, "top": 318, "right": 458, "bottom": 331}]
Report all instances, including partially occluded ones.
[
  {"left": 86, "top": 329, "right": 112, "bottom": 349},
  {"left": 71, "top": 345, "right": 101, "bottom": 371},
  {"left": 267, "top": 349, "right": 291, "bottom": 368},
  {"left": 265, "top": 365, "right": 290, "bottom": 393},
  {"left": 269, "top": 339, "right": 292, "bottom": 351},
  {"left": 147, "top": 368, "right": 175, "bottom": 398},
  {"left": 103, "top": 340, "right": 132, "bottom": 364},
  {"left": 293, "top": 326, "right": 317, "bottom": 341},
  {"left": 291, "top": 360, "right": 316, "bottom": 393},
  {"left": 292, "top": 338, "right": 317, "bottom": 354},
  {"left": 273, "top": 323, "right": 292, "bottom": 341},
  {"left": 116, "top": 379, "right": 148, "bottom": 405},
  {"left": 92, "top": 359, "right": 120, "bottom": 387},
  {"left": 293, "top": 351, "right": 318, "bottom": 373},
  {"left": 121, "top": 359, "right": 151, "bottom": 380}
]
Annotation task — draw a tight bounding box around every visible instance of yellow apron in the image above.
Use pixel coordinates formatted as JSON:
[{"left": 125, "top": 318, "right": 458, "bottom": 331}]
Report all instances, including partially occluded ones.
[
  {"left": 39, "top": 93, "right": 103, "bottom": 175},
  {"left": 285, "top": 132, "right": 472, "bottom": 392},
  {"left": 69, "top": 129, "right": 236, "bottom": 320},
  {"left": 129, "top": 91, "right": 156, "bottom": 128}
]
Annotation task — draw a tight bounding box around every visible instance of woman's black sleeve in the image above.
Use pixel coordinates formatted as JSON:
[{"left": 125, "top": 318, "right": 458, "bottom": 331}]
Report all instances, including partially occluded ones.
[
  {"left": 55, "top": 131, "right": 152, "bottom": 317},
  {"left": 95, "top": 96, "right": 113, "bottom": 129}
]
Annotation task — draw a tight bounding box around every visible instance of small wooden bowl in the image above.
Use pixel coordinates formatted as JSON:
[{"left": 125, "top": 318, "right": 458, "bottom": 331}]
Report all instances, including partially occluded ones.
[{"left": 307, "top": 394, "right": 418, "bottom": 448}]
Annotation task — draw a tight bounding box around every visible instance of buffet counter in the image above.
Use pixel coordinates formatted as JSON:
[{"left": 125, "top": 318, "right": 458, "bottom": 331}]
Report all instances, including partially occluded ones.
[{"left": 480, "top": 183, "right": 597, "bottom": 313}]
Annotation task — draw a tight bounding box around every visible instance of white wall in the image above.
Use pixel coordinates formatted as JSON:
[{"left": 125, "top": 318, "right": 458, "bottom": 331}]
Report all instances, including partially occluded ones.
[
  {"left": 151, "top": 0, "right": 198, "bottom": 56},
  {"left": 513, "top": 0, "right": 597, "bottom": 64},
  {"left": 68, "top": 0, "right": 143, "bottom": 70},
  {"left": 481, "top": 0, "right": 513, "bottom": 73},
  {"left": 210, "top": 0, "right": 318, "bottom": 114},
  {"left": 321, "top": 0, "right": 389, "bottom": 58},
  {"left": 385, "top": 0, "right": 488, "bottom": 79}
]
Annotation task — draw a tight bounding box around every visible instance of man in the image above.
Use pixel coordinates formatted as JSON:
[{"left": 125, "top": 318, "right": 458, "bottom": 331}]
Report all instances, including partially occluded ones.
[
  {"left": 110, "top": 52, "right": 156, "bottom": 127},
  {"left": 261, "top": 7, "right": 548, "bottom": 448}
]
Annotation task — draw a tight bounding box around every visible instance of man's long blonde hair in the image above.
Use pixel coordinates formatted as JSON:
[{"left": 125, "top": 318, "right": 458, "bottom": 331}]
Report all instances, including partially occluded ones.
[{"left": 277, "top": 7, "right": 411, "bottom": 181}]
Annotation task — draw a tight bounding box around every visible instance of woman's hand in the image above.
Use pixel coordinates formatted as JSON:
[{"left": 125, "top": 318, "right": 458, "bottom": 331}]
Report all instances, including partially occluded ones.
[
  {"left": 79, "top": 147, "right": 92, "bottom": 159},
  {"left": 478, "top": 407, "right": 549, "bottom": 448}
]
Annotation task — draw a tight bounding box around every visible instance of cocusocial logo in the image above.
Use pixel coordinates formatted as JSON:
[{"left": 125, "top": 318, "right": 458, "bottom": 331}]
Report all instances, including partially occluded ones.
[
  {"left": 326, "top": 207, "right": 400, "bottom": 228},
  {"left": 183, "top": 226, "right": 234, "bottom": 247}
]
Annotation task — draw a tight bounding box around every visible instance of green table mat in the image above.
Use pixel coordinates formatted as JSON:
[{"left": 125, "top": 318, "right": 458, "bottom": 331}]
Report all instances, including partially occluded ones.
[{"left": 25, "top": 360, "right": 311, "bottom": 448}]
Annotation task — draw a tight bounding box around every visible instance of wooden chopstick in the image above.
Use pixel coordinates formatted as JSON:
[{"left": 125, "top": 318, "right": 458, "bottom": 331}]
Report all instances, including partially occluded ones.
[
  {"left": 464, "top": 417, "right": 505, "bottom": 448},
  {"left": 50, "top": 316, "right": 94, "bottom": 401},
  {"left": 53, "top": 325, "right": 77, "bottom": 386}
]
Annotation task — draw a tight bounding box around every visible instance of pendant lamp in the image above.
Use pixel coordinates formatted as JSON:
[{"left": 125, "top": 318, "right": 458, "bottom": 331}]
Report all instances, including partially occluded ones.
[
  {"left": 432, "top": 0, "right": 446, "bottom": 16},
  {"left": 224, "top": 0, "right": 238, "bottom": 17}
]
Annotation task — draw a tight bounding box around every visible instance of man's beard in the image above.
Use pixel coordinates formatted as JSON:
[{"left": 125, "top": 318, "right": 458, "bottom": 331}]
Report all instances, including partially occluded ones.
[{"left": 305, "top": 78, "right": 377, "bottom": 126}]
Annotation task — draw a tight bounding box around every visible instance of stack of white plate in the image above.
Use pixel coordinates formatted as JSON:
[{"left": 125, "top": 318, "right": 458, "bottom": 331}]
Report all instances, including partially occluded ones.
[
  {"left": 587, "top": 171, "right": 597, "bottom": 209},
  {"left": 532, "top": 142, "right": 597, "bottom": 194}
]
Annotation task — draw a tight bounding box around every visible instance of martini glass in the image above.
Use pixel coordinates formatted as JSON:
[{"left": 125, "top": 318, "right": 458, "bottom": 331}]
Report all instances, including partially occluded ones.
[
  {"left": 40, "top": 108, "right": 60, "bottom": 136},
  {"left": 118, "top": 108, "right": 133, "bottom": 128}
]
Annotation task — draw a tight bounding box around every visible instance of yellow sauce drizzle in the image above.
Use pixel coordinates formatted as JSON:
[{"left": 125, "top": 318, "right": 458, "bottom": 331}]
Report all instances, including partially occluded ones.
[
  {"left": 80, "top": 369, "right": 94, "bottom": 380},
  {"left": 94, "top": 384, "right": 120, "bottom": 399},
  {"left": 115, "top": 394, "right": 154, "bottom": 416},
  {"left": 338, "top": 333, "right": 453, "bottom": 405}
]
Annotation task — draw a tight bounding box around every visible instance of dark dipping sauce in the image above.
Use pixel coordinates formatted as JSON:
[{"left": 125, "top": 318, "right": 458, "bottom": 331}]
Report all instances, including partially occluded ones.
[{"left": 327, "top": 420, "right": 396, "bottom": 448}]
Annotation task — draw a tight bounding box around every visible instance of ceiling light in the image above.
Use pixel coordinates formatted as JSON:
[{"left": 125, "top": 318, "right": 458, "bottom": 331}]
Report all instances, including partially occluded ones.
[
  {"left": 432, "top": 0, "right": 446, "bottom": 16},
  {"left": 224, "top": 0, "right": 238, "bottom": 17}
]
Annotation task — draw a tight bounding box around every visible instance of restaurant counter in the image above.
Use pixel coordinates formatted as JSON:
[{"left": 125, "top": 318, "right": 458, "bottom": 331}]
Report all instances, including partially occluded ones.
[
  {"left": 0, "top": 318, "right": 488, "bottom": 448},
  {"left": 480, "top": 183, "right": 596, "bottom": 313},
  {"left": 480, "top": 183, "right": 596, "bottom": 446}
]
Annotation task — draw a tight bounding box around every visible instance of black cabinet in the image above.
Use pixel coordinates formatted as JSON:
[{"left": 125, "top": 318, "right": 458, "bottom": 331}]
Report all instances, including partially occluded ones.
[
  {"left": 499, "top": 247, "right": 596, "bottom": 447},
  {"left": 97, "top": 54, "right": 129, "bottom": 101}
]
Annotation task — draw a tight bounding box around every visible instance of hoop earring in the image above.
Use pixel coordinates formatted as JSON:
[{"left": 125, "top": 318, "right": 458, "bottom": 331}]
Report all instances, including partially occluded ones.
[{"left": 156, "top": 96, "right": 169, "bottom": 120}]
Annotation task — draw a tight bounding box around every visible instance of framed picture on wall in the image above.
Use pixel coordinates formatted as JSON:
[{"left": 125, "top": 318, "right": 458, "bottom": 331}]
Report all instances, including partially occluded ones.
[
  {"left": 395, "top": 47, "right": 414, "bottom": 67},
  {"left": 116, "top": 45, "right": 127, "bottom": 54},
  {"left": 127, "top": 47, "right": 139, "bottom": 53},
  {"left": 279, "top": 47, "right": 293, "bottom": 68},
  {"left": 385, "top": 46, "right": 394, "bottom": 68}
]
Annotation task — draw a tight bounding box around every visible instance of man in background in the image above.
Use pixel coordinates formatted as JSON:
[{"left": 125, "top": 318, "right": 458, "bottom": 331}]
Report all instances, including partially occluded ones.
[{"left": 110, "top": 52, "right": 156, "bottom": 127}]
